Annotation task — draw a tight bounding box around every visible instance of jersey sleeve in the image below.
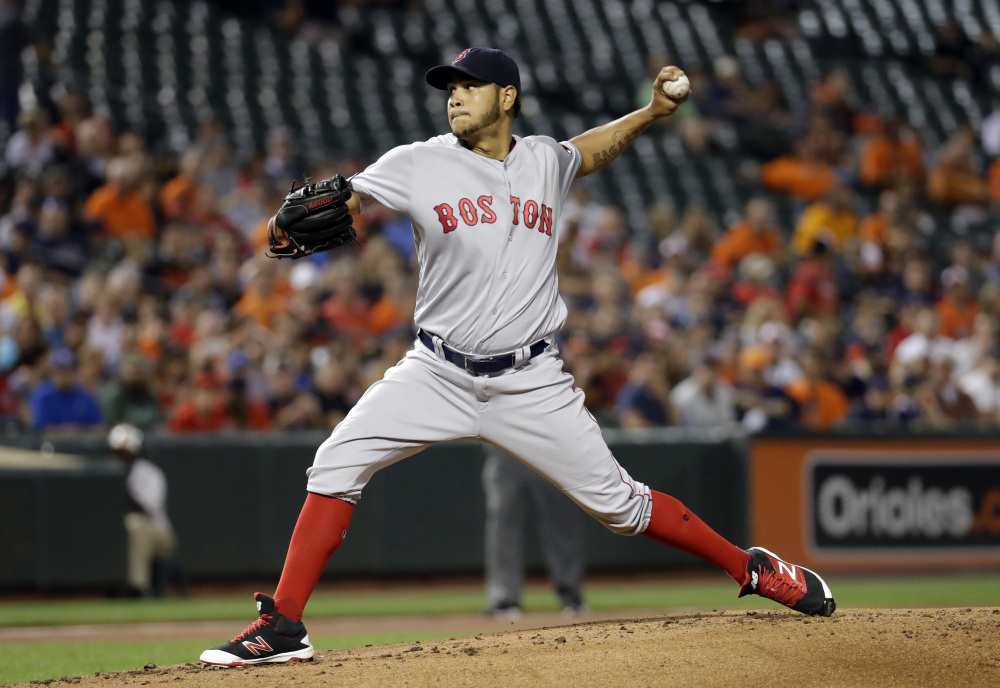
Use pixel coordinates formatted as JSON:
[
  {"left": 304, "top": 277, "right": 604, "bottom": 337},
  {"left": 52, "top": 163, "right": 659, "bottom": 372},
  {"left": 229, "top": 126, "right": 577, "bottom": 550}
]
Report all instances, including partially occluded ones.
[
  {"left": 348, "top": 144, "right": 414, "bottom": 214},
  {"left": 554, "top": 139, "right": 583, "bottom": 199}
]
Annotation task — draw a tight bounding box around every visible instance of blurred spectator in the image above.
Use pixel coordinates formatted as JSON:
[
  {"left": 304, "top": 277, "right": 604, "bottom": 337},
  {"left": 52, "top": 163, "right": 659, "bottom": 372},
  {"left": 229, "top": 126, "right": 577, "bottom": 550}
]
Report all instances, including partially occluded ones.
[
  {"left": 668, "top": 355, "right": 736, "bottom": 428},
  {"left": 952, "top": 312, "right": 997, "bottom": 376},
  {"left": 959, "top": 353, "right": 1000, "bottom": 423},
  {"left": 784, "top": 347, "right": 849, "bottom": 430},
  {"left": 29, "top": 348, "right": 102, "bottom": 432},
  {"left": 268, "top": 363, "right": 322, "bottom": 430},
  {"left": 101, "top": 353, "right": 163, "bottom": 430},
  {"left": 758, "top": 321, "right": 803, "bottom": 389},
  {"left": 791, "top": 187, "right": 857, "bottom": 257},
  {"left": 733, "top": 345, "right": 799, "bottom": 433},
  {"left": 916, "top": 352, "right": 979, "bottom": 428},
  {"left": 616, "top": 353, "right": 672, "bottom": 428},
  {"left": 894, "top": 259, "right": 936, "bottom": 307},
  {"left": 810, "top": 69, "right": 857, "bottom": 133},
  {"left": 83, "top": 157, "right": 158, "bottom": 241},
  {"left": 312, "top": 360, "right": 354, "bottom": 428},
  {"left": 5, "top": 109, "right": 53, "bottom": 175},
  {"left": 936, "top": 266, "right": 980, "bottom": 340},
  {"left": 50, "top": 90, "right": 91, "bottom": 154},
  {"left": 28, "top": 198, "right": 90, "bottom": 276},
  {"left": 928, "top": 128, "right": 990, "bottom": 207},
  {"left": 848, "top": 376, "right": 893, "bottom": 424},
  {"left": 159, "top": 150, "right": 202, "bottom": 221},
  {"left": 760, "top": 137, "right": 839, "bottom": 201},
  {"left": 219, "top": 377, "right": 270, "bottom": 430},
  {"left": 1, "top": 263, "right": 50, "bottom": 328},
  {"left": 858, "top": 117, "right": 925, "bottom": 189},
  {"left": 786, "top": 238, "right": 840, "bottom": 323},
  {"left": 730, "top": 254, "right": 781, "bottom": 309},
  {"left": 710, "top": 197, "right": 784, "bottom": 272},
  {"left": 858, "top": 190, "right": 905, "bottom": 250},
  {"left": 166, "top": 375, "right": 225, "bottom": 433},
  {"left": 234, "top": 259, "right": 292, "bottom": 330},
  {"left": 86, "top": 294, "right": 125, "bottom": 372},
  {"left": 893, "top": 307, "right": 953, "bottom": 366}
]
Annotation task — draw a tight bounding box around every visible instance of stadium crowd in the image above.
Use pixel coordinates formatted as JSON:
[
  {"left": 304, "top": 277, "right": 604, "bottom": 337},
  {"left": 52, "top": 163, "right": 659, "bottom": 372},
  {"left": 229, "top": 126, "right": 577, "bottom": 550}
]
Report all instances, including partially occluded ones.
[{"left": 2, "top": 2, "right": 1000, "bottom": 436}]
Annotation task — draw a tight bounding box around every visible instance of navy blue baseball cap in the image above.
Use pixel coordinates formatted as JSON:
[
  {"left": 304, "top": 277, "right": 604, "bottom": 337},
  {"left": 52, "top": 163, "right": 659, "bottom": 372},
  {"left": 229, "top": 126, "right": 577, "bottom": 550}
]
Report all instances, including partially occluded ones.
[{"left": 425, "top": 48, "right": 521, "bottom": 93}]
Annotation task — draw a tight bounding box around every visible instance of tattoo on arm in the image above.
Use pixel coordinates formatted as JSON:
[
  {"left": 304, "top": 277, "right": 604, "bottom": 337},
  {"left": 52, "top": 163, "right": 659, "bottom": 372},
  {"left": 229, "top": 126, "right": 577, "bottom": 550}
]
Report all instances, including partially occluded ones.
[{"left": 591, "top": 126, "right": 644, "bottom": 170}]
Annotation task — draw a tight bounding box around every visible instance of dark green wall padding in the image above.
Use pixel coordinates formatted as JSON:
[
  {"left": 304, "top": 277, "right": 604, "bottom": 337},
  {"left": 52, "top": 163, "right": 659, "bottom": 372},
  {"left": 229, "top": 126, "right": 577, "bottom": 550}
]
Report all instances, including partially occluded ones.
[{"left": 0, "top": 431, "right": 746, "bottom": 589}]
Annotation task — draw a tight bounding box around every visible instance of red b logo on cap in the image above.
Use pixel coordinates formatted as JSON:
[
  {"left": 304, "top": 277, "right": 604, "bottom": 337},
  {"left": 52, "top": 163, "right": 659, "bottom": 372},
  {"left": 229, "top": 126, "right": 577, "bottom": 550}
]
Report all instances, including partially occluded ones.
[{"left": 452, "top": 48, "right": 471, "bottom": 63}]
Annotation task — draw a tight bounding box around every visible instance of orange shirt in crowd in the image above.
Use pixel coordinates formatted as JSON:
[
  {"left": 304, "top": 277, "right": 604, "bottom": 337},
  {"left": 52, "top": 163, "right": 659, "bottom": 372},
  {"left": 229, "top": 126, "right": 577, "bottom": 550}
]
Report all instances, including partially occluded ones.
[
  {"left": 785, "top": 378, "right": 849, "bottom": 430},
  {"left": 760, "top": 156, "right": 839, "bottom": 201},
  {"left": 710, "top": 221, "right": 783, "bottom": 269},
  {"left": 234, "top": 281, "right": 293, "bottom": 329},
  {"left": 792, "top": 202, "right": 857, "bottom": 256},
  {"left": 83, "top": 184, "right": 157, "bottom": 240},
  {"left": 368, "top": 295, "right": 410, "bottom": 334},
  {"left": 858, "top": 135, "right": 924, "bottom": 187},
  {"left": 928, "top": 166, "right": 990, "bottom": 206},
  {"left": 936, "top": 297, "right": 980, "bottom": 339},
  {"left": 159, "top": 174, "right": 199, "bottom": 219}
]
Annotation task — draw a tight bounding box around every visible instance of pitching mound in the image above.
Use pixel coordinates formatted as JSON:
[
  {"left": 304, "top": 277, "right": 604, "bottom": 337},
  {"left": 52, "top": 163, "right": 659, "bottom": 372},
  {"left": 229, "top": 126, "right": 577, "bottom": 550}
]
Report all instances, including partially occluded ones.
[{"left": 13, "top": 607, "right": 1000, "bottom": 688}]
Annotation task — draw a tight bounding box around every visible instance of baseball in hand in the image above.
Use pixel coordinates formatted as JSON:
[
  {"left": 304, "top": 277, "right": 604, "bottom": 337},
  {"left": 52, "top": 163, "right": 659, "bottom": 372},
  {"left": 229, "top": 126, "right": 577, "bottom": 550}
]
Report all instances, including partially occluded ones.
[{"left": 661, "top": 74, "right": 690, "bottom": 100}]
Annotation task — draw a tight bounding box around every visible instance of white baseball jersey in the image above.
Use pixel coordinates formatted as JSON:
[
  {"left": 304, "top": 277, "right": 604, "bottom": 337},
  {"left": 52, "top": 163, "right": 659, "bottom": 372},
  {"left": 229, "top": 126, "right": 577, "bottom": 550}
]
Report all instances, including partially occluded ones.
[
  {"left": 309, "top": 133, "right": 653, "bottom": 537},
  {"left": 349, "top": 134, "right": 580, "bottom": 354}
]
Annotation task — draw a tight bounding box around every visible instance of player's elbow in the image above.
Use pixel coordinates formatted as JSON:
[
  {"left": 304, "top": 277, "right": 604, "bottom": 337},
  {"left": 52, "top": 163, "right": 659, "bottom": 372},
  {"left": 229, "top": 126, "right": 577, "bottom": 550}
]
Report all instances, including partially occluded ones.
[{"left": 347, "top": 192, "right": 362, "bottom": 215}]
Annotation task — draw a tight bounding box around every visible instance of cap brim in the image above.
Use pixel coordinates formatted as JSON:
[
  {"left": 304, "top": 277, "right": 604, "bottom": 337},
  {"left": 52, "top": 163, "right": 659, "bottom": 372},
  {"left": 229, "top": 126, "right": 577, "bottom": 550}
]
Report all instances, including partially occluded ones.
[{"left": 425, "top": 65, "right": 486, "bottom": 90}]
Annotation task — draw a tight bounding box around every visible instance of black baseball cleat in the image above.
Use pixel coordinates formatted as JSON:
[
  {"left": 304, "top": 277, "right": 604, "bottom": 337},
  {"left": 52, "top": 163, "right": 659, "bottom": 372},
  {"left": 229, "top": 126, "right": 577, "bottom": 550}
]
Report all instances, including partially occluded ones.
[
  {"left": 200, "top": 592, "right": 315, "bottom": 666},
  {"left": 737, "top": 547, "right": 836, "bottom": 617}
]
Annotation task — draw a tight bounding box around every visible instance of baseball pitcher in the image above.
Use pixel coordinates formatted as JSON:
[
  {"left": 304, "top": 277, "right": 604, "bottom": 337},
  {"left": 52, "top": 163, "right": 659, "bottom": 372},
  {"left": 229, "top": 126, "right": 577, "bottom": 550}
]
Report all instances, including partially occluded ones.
[{"left": 201, "top": 47, "right": 835, "bottom": 667}]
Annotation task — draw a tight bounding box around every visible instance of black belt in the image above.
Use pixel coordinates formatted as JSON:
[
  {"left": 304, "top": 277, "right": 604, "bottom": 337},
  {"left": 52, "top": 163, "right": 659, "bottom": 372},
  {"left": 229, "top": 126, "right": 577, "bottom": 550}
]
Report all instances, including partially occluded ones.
[{"left": 419, "top": 330, "right": 546, "bottom": 375}]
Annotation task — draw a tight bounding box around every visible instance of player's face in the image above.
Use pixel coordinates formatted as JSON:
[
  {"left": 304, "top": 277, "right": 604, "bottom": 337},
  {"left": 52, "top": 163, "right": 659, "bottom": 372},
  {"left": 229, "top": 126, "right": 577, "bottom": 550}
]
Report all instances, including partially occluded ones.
[{"left": 447, "top": 79, "right": 502, "bottom": 138}]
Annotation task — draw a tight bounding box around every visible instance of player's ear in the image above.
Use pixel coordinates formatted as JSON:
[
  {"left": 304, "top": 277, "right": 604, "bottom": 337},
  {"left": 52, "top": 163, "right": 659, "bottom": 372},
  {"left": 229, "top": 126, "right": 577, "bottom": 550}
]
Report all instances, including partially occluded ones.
[{"left": 501, "top": 86, "right": 517, "bottom": 116}]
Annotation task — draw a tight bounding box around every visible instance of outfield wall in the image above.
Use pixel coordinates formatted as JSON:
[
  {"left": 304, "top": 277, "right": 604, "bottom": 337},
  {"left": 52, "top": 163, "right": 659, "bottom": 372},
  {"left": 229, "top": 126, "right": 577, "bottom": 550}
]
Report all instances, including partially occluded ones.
[
  {"left": 0, "top": 431, "right": 746, "bottom": 590},
  {"left": 6, "top": 431, "right": 998, "bottom": 591}
]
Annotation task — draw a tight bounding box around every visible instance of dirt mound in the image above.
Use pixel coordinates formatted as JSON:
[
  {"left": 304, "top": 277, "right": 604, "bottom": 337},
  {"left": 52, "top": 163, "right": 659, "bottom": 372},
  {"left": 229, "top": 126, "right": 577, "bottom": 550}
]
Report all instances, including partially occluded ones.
[{"left": 13, "top": 608, "right": 1000, "bottom": 688}]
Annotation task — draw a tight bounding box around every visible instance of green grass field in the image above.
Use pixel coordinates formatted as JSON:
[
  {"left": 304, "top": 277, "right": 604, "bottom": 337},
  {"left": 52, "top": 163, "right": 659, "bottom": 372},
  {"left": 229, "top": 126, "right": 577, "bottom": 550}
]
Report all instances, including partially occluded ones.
[{"left": 1, "top": 573, "right": 998, "bottom": 686}]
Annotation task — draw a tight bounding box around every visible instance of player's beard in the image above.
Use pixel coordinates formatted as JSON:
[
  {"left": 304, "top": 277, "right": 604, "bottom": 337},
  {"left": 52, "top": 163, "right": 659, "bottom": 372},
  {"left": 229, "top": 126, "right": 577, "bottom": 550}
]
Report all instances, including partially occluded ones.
[{"left": 451, "top": 94, "right": 502, "bottom": 139}]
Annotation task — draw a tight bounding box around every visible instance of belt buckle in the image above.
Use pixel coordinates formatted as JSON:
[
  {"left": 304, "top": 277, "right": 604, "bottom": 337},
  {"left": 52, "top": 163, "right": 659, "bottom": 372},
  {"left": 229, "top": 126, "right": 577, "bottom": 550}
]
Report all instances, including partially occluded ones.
[{"left": 464, "top": 354, "right": 494, "bottom": 375}]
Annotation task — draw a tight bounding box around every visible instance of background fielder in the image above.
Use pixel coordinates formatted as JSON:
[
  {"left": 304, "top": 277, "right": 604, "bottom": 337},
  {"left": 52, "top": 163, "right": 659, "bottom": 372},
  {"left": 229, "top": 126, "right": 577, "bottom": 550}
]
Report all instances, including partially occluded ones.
[{"left": 200, "top": 47, "right": 835, "bottom": 668}]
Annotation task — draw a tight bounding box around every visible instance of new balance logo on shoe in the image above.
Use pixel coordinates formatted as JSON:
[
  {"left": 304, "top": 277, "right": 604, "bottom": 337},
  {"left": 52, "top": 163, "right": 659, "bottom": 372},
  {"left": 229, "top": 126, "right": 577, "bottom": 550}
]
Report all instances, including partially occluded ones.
[
  {"left": 776, "top": 560, "right": 798, "bottom": 580},
  {"left": 242, "top": 636, "right": 273, "bottom": 657},
  {"left": 738, "top": 547, "right": 836, "bottom": 617}
]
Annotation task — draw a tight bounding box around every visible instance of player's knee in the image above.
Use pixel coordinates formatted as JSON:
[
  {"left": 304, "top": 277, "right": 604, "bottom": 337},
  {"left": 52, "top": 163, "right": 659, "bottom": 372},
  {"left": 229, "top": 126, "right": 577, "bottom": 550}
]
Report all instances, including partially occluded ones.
[
  {"left": 568, "top": 488, "right": 652, "bottom": 536},
  {"left": 564, "top": 473, "right": 652, "bottom": 536},
  {"left": 594, "top": 509, "right": 649, "bottom": 536}
]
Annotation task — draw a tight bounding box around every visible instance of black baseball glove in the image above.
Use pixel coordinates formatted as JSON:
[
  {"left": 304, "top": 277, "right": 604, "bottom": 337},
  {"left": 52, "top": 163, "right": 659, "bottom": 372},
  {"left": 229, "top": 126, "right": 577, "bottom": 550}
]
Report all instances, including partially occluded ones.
[{"left": 266, "top": 174, "right": 358, "bottom": 259}]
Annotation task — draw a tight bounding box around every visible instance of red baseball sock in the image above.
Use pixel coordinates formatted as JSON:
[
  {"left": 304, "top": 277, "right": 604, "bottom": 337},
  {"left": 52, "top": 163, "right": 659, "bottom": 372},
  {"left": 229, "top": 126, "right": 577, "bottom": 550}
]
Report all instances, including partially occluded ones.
[
  {"left": 642, "top": 490, "right": 750, "bottom": 584},
  {"left": 273, "top": 492, "right": 355, "bottom": 622}
]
